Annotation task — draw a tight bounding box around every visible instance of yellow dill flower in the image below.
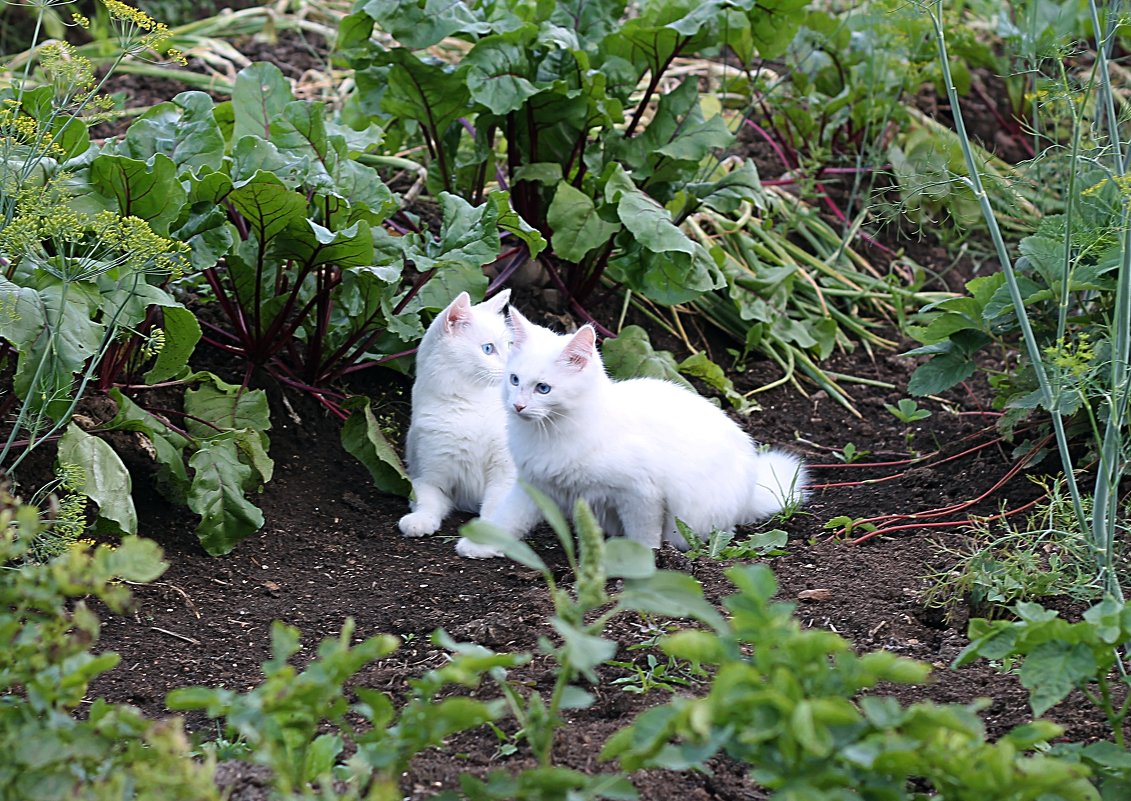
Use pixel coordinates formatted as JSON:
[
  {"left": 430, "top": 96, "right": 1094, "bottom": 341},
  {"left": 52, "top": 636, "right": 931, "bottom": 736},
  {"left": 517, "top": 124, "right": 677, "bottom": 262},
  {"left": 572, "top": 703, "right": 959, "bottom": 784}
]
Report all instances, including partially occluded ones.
[{"left": 1044, "top": 333, "right": 1096, "bottom": 378}]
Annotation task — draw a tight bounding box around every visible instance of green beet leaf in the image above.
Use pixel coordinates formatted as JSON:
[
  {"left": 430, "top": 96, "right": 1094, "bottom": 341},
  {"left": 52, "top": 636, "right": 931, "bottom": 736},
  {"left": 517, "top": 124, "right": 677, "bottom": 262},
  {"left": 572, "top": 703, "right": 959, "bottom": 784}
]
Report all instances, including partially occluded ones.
[
  {"left": 144, "top": 305, "right": 201, "bottom": 384},
  {"left": 187, "top": 433, "right": 266, "bottom": 556},
  {"left": 466, "top": 28, "right": 541, "bottom": 115},
  {"left": 358, "top": 0, "right": 490, "bottom": 49},
  {"left": 232, "top": 62, "right": 293, "bottom": 143},
  {"left": 121, "top": 91, "right": 225, "bottom": 175},
  {"left": 89, "top": 153, "right": 187, "bottom": 236},
  {"left": 547, "top": 182, "right": 620, "bottom": 263},
  {"left": 56, "top": 423, "right": 137, "bottom": 537},
  {"left": 600, "top": 325, "right": 692, "bottom": 388},
  {"left": 340, "top": 396, "right": 411, "bottom": 496}
]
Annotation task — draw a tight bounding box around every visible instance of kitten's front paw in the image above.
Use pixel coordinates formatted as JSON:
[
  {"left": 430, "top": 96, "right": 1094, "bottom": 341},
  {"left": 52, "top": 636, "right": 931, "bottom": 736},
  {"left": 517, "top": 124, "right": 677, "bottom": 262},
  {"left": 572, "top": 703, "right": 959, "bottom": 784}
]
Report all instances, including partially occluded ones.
[
  {"left": 455, "top": 537, "right": 504, "bottom": 559},
  {"left": 399, "top": 512, "right": 440, "bottom": 538}
]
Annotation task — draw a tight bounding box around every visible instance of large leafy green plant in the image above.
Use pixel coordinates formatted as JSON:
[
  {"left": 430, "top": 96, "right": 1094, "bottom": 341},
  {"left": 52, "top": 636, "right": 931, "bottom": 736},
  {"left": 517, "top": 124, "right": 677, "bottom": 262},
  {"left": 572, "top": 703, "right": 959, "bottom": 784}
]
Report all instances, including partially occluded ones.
[{"left": 340, "top": 0, "right": 807, "bottom": 309}]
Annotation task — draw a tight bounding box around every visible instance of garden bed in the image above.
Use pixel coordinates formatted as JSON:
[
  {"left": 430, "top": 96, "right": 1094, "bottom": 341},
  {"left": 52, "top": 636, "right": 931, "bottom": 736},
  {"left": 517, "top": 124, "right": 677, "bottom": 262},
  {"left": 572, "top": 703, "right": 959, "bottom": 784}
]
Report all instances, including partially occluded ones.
[
  {"left": 88, "top": 312, "right": 1112, "bottom": 800},
  {"left": 5, "top": 7, "right": 1125, "bottom": 799}
]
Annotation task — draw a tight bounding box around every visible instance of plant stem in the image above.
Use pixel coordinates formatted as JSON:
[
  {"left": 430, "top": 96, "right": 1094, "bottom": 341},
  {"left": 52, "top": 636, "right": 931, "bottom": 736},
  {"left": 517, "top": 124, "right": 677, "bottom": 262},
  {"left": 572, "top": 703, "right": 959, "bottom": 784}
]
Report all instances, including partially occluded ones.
[{"left": 926, "top": 1, "right": 1090, "bottom": 545}]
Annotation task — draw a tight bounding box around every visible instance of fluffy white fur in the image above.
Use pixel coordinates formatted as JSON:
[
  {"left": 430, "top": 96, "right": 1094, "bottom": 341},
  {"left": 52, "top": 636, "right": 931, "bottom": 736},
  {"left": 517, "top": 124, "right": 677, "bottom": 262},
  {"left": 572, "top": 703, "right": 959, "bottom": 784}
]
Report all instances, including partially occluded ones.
[
  {"left": 399, "top": 290, "right": 515, "bottom": 538},
  {"left": 456, "top": 309, "right": 807, "bottom": 559}
]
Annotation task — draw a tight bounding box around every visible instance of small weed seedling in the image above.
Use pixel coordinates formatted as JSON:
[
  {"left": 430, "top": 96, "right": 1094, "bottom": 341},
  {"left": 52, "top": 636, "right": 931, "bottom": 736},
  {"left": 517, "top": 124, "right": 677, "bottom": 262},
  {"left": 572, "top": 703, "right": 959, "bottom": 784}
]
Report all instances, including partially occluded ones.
[
  {"left": 835, "top": 442, "right": 871, "bottom": 464},
  {"left": 824, "top": 515, "right": 878, "bottom": 539},
  {"left": 682, "top": 522, "right": 790, "bottom": 561},
  {"left": 886, "top": 398, "right": 933, "bottom": 452}
]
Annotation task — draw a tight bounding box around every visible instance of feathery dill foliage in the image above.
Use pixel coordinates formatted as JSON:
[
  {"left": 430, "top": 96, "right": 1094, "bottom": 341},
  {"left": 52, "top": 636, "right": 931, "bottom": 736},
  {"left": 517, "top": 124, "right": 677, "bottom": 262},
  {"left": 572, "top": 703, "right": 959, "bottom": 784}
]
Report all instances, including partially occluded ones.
[{"left": 22, "top": 462, "right": 92, "bottom": 562}]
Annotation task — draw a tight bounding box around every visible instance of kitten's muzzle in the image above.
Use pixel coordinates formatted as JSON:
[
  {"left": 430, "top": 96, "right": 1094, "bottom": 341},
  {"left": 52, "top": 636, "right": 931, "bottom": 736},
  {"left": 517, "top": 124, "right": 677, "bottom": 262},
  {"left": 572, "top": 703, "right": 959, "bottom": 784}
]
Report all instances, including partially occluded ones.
[{"left": 512, "top": 402, "right": 527, "bottom": 413}]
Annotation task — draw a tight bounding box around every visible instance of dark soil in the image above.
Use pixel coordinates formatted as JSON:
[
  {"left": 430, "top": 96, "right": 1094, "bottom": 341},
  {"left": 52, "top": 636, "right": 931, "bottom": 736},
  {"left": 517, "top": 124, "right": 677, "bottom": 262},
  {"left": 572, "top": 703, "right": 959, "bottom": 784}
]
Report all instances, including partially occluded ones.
[{"left": 12, "top": 22, "right": 1116, "bottom": 801}]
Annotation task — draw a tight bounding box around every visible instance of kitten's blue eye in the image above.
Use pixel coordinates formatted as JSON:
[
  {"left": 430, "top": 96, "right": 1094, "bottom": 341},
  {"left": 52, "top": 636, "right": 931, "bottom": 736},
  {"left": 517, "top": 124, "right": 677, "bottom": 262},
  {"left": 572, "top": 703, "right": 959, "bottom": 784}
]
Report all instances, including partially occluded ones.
[
  {"left": 481, "top": 343, "right": 495, "bottom": 355},
  {"left": 535, "top": 382, "right": 552, "bottom": 395},
  {"left": 509, "top": 374, "right": 519, "bottom": 386}
]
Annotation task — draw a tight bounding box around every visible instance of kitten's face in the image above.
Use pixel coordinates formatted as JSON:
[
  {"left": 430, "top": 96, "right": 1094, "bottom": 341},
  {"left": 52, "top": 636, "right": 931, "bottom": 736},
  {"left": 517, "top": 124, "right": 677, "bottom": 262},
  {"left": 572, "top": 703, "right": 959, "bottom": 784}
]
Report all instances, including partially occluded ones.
[
  {"left": 432, "top": 290, "right": 510, "bottom": 385},
  {"left": 503, "top": 311, "right": 597, "bottom": 425}
]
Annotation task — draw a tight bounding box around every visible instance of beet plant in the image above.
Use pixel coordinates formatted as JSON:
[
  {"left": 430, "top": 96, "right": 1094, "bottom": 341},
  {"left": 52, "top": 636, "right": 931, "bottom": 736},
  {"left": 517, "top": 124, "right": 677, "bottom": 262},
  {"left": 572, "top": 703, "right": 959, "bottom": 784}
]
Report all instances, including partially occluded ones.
[{"left": 339, "top": 0, "right": 808, "bottom": 314}]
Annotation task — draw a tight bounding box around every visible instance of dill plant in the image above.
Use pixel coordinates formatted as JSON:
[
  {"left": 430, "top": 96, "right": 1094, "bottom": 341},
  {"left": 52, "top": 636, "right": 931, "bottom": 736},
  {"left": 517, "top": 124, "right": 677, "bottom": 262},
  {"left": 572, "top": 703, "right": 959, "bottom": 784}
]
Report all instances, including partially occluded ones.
[
  {"left": 915, "top": 0, "right": 1130, "bottom": 598},
  {"left": 0, "top": 1, "right": 190, "bottom": 481}
]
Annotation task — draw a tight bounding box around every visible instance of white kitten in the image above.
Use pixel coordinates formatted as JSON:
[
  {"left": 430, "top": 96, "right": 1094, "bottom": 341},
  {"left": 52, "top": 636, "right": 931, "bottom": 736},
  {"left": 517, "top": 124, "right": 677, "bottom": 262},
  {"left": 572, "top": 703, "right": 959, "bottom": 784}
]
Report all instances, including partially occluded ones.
[
  {"left": 399, "top": 290, "right": 515, "bottom": 538},
  {"left": 455, "top": 309, "right": 806, "bottom": 559}
]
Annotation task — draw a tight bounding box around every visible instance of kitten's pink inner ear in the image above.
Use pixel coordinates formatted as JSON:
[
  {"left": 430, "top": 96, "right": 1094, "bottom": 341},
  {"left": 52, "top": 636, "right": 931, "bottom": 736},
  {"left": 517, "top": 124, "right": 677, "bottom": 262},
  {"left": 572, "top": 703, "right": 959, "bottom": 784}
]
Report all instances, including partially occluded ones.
[
  {"left": 506, "top": 309, "right": 529, "bottom": 348},
  {"left": 562, "top": 325, "right": 596, "bottom": 369},
  {"left": 443, "top": 292, "right": 472, "bottom": 334}
]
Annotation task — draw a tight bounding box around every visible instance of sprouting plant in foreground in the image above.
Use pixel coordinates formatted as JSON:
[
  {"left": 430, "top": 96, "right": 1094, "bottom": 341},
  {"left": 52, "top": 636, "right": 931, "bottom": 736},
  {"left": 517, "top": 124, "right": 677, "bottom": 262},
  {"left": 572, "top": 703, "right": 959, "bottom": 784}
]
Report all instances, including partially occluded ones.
[
  {"left": 836, "top": 441, "right": 870, "bottom": 464},
  {"left": 168, "top": 622, "right": 524, "bottom": 800},
  {"left": 955, "top": 592, "right": 1131, "bottom": 798},
  {"left": 602, "top": 562, "right": 1100, "bottom": 800},
  {"left": 459, "top": 486, "right": 724, "bottom": 796},
  {"left": 0, "top": 485, "right": 219, "bottom": 801}
]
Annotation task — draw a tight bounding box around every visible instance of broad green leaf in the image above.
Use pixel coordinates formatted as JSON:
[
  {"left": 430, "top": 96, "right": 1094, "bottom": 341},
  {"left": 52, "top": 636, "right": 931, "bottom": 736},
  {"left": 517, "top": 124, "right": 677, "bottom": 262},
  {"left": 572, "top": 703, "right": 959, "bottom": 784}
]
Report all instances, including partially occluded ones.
[
  {"left": 144, "top": 305, "right": 201, "bottom": 383},
  {"left": 89, "top": 153, "right": 187, "bottom": 235},
  {"left": 304, "top": 734, "right": 343, "bottom": 782},
  {"left": 459, "top": 519, "right": 547, "bottom": 573},
  {"left": 432, "top": 191, "right": 502, "bottom": 267},
  {"left": 612, "top": 79, "right": 733, "bottom": 178},
  {"left": 679, "top": 352, "right": 754, "bottom": 412},
  {"left": 1019, "top": 641, "right": 1098, "bottom": 717},
  {"left": 334, "top": 159, "right": 398, "bottom": 223},
  {"left": 466, "top": 28, "right": 541, "bottom": 115},
  {"left": 105, "top": 388, "right": 191, "bottom": 500},
  {"left": 227, "top": 170, "right": 308, "bottom": 246},
  {"left": 105, "top": 535, "right": 168, "bottom": 583},
  {"left": 601, "top": 326, "right": 692, "bottom": 387},
  {"left": 229, "top": 136, "right": 310, "bottom": 188},
  {"left": 655, "top": 116, "right": 732, "bottom": 165},
  {"left": 661, "top": 629, "right": 723, "bottom": 664},
  {"left": 275, "top": 219, "right": 375, "bottom": 269},
  {"left": 232, "top": 62, "right": 293, "bottom": 143},
  {"left": 512, "top": 163, "right": 564, "bottom": 185},
  {"left": 358, "top": 0, "right": 490, "bottom": 48},
  {"left": 188, "top": 433, "right": 266, "bottom": 555},
  {"left": 377, "top": 49, "right": 471, "bottom": 136},
  {"left": 551, "top": 618, "right": 618, "bottom": 676},
  {"left": 56, "top": 423, "right": 138, "bottom": 536},
  {"left": 604, "top": 537, "right": 657, "bottom": 579},
  {"left": 687, "top": 159, "right": 765, "bottom": 214},
  {"left": 5, "top": 278, "right": 103, "bottom": 419},
  {"left": 609, "top": 242, "right": 724, "bottom": 305},
  {"left": 741, "top": 0, "right": 808, "bottom": 59},
  {"left": 171, "top": 194, "right": 236, "bottom": 272},
  {"left": 122, "top": 91, "right": 225, "bottom": 174},
  {"left": 907, "top": 351, "right": 978, "bottom": 396},
  {"left": 605, "top": 165, "right": 694, "bottom": 255},
  {"left": 340, "top": 396, "right": 411, "bottom": 496},
  {"left": 547, "top": 182, "right": 620, "bottom": 262},
  {"left": 621, "top": 570, "right": 726, "bottom": 632},
  {"left": 183, "top": 373, "right": 272, "bottom": 436},
  {"left": 489, "top": 191, "right": 547, "bottom": 259}
]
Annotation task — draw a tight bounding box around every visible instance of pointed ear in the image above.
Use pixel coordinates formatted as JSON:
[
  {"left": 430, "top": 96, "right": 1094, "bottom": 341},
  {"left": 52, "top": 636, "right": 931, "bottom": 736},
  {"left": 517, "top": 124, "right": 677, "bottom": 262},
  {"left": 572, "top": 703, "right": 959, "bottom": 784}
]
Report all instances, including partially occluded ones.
[
  {"left": 480, "top": 288, "right": 511, "bottom": 315},
  {"left": 442, "top": 292, "right": 472, "bottom": 335},
  {"left": 560, "top": 325, "right": 596, "bottom": 370},
  {"left": 505, "top": 306, "right": 531, "bottom": 348}
]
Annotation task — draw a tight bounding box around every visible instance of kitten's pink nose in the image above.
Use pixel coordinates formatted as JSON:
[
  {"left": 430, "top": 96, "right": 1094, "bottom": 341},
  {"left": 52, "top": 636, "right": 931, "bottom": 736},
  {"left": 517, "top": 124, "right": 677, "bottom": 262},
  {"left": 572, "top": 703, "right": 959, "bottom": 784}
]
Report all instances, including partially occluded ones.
[{"left": 513, "top": 402, "right": 526, "bottom": 413}]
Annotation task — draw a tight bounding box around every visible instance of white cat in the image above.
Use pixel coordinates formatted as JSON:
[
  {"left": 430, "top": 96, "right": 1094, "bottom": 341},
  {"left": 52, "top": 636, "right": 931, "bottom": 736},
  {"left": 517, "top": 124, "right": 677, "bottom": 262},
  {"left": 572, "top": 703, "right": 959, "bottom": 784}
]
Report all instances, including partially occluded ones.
[
  {"left": 399, "top": 289, "right": 515, "bottom": 538},
  {"left": 455, "top": 309, "right": 807, "bottom": 559}
]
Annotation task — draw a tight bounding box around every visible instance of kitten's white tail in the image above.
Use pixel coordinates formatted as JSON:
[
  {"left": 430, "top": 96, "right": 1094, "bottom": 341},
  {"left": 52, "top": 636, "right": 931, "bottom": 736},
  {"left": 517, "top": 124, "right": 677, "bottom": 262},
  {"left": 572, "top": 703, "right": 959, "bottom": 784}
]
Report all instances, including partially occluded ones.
[{"left": 749, "top": 450, "right": 807, "bottom": 519}]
